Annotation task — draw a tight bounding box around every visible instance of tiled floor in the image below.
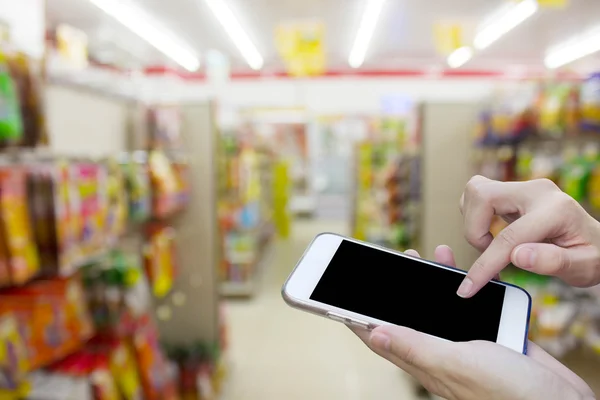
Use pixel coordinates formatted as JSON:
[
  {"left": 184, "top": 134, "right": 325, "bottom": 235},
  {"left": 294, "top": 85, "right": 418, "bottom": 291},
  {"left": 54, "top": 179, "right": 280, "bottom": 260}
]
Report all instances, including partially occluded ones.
[{"left": 222, "top": 219, "right": 423, "bottom": 400}]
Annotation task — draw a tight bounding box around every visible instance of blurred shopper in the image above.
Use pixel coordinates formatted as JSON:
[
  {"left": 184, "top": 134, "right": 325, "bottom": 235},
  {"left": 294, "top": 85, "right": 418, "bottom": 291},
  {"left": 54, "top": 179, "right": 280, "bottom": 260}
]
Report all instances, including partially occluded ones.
[{"left": 354, "top": 176, "right": 597, "bottom": 400}]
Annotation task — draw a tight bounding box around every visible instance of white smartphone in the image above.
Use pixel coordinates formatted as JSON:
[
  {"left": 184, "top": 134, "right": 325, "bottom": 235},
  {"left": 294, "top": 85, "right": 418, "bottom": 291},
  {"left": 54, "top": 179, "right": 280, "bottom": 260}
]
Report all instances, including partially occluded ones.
[{"left": 282, "top": 233, "right": 532, "bottom": 353}]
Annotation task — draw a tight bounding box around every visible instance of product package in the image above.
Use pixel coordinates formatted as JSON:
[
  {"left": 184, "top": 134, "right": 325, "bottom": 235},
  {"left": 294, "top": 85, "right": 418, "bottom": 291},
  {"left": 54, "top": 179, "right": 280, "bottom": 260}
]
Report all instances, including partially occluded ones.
[
  {"left": 0, "top": 167, "right": 40, "bottom": 285},
  {"left": 0, "top": 276, "right": 94, "bottom": 370},
  {"left": 28, "top": 161, "right": 82, "bottom": 277},
  {"left": 581, "top": 72, "right": 600, "bottom": 132},
  {"left": 143, "top": 226, "right": 176, "bottom": 298},
  {"left": 120, "top": 153, "right": 151, "bottom": 223},
  {"left": 0, "top": 50, "right": 23, "bottom": 146},
  {"left": 72, "top": 163, "right": 108, "bottom": 258}
]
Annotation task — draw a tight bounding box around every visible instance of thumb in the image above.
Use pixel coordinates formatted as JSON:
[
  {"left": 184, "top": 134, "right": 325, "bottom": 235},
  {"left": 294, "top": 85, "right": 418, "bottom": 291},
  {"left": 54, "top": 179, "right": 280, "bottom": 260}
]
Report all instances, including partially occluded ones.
[
  {"left": 511, "top": 243, "right": 600, "bottom": 287},
  {"left": 370, "top": 325, "right": 453, "bottom": 370}
]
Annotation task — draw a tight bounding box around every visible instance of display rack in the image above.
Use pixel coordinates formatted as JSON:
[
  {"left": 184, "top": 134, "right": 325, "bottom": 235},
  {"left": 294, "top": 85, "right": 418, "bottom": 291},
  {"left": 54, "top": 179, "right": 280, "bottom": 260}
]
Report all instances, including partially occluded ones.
[
  {"left": 217, "top": 123, "right": 275, "bottom": 297},
  {"left": 351, "top": 116, "right": 421, "bottom": 251},
  {"left": 472, "top": 75, "right": 600, "bottom": 366}
]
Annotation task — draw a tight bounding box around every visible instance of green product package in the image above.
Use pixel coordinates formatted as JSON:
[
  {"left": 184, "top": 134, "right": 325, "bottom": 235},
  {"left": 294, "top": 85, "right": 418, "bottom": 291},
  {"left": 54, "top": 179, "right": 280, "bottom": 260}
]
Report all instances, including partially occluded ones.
[
  {"left": 561, "top": 157, "right": 593, "bottom": 202},
  {"left": 0, "top": 53, "right": 22, "bottom": 141}
]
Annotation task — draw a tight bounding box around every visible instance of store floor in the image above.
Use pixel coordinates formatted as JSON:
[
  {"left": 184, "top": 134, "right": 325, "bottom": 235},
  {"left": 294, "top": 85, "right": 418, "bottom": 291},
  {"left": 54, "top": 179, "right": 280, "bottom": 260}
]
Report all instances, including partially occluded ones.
[{"left": 222, "top": 219, "right": 424, "bottom": 400}]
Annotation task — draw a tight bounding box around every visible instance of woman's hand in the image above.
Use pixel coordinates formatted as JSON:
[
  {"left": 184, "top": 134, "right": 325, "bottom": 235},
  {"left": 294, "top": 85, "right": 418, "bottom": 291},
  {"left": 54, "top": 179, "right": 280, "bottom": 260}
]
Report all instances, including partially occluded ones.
[
  {"left": 458, "top": 175, "right": 600, "bottom": 298},
  {"left": 352, "top": 246, "right": 595, "bottom": 400}
]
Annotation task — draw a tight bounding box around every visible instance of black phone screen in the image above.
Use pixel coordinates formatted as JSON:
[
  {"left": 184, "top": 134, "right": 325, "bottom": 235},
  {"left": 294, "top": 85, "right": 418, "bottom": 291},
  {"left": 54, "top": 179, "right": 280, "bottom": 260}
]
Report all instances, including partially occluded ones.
[{"left": 310, "top": 240, "right": 505, "bottom": 342}]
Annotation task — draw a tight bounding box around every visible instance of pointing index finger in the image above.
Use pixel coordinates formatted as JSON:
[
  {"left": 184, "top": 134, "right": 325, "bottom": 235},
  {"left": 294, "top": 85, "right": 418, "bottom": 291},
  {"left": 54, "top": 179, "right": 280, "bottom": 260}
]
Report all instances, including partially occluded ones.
[{"left": 458, "top": 210, "right": 556, "bottom": 297}]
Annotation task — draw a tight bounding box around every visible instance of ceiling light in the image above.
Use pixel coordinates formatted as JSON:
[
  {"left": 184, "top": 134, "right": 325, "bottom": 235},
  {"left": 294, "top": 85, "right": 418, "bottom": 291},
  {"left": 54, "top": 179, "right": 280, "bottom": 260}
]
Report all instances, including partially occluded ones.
[
  {"left": 474, "top": 0, "right": 538, "bottom": 50},
  {"left": 545, "top": 27, "right": 600, "bottom": 69},
  {"left": 87, "top": 0, "right": 200, "bottom": 71},
  {"left": 348, "top": 0, "right": 386, "bottom": 68},
  {"left": 447, "top": 46, "right": 474, "bottom": 68},
  {"left": 203, "top": 0, "right": 263, "bottom": 70}
]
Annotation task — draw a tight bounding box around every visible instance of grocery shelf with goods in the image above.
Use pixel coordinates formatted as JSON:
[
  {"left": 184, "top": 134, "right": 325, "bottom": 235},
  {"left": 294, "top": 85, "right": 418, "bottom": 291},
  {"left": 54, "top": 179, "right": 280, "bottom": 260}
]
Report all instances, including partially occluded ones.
[
  {"left": 217, "top": 126, "right": 276, "bottom": 297},
  {"left": 472, "top": 74, "right": 600, "bottom": 374},
  {"left": 352, "top": 116, "right": 421, "bottom": 251}
]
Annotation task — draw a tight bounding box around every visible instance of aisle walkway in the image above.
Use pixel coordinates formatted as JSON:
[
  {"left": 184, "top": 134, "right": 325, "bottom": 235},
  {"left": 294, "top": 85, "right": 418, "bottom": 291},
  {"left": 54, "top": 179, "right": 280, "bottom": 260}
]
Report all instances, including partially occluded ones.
[{"left": 222, "top": 219, "right": 420, "bottom": 400}]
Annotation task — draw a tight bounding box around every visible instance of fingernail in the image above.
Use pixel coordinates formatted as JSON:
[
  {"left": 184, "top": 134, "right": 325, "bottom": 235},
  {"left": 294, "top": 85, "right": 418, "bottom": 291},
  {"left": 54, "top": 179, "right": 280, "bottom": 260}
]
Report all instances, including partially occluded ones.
[
  {"left": 513, "top": 246, "right": 535, "bottom": 270},
  {"left": 370, "top": 333, "right": 391, "bottom": 351},
  {"left": 457, "top": 277, "right": 473, "bottom": 298}
]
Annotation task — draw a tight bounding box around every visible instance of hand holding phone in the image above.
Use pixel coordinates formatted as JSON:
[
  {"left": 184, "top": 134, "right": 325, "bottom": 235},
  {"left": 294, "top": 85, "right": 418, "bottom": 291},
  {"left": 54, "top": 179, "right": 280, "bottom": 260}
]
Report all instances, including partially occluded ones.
[
  {"left": 282, "top": 233, "right": 531, "bottom": 353},
  {"left": 353, "top": 247, "right": 594, "bottom": 400}
]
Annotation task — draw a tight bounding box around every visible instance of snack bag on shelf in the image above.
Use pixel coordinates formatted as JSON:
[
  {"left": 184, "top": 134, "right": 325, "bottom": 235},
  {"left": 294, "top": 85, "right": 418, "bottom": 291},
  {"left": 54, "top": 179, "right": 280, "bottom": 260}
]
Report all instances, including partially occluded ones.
[
  {"left": 28, "top": 161, "right": 82, "bottom": 277},
  {"left": 581, "top": 72, "right": 600, "bottom": 132},
  {"left": 132, "top": 317, "right": 175, "bottom": 400},
  {"left": 7, "top": 277, "right": 95, "bottom": 367},
  {"left": 538, "top": 83, "right": 576, "bottom": 138},
  {"left": 560, "top": 156, "right": 593, "bottom": 202},
  {"left": 7, "top": 53, "right": 46, "bottom": 147},
  {"left": 72, "top": 163, "right": 108, "bottom": 258},
  {"left": 105, "top": 158, "right": 128, "bottom": 244},
  {"left": 0, "top": 50, "right": 23, "bottom": 145},
  {"left": 0, "top": 312, "right": 29, "bottom": 392},
  {"left": 143, "top": 226, "right": 176, "bottom": 298},
  {"left": 0, "top": 167, "right": 40, "bottom": 285},
  {"left": 109, "top": 340, "right": 143, "bottom": 400},
  {"left": 120, "top": 153, "right": 151, "bottom": 223},
  {"left": 149, "top": 151, "right": 179, "bottom": 219}
]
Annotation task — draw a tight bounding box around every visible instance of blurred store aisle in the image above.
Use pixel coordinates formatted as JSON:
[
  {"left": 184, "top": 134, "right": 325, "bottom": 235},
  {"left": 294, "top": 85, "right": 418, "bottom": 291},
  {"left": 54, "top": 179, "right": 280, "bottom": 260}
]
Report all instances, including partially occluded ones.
[{"left": 222, "top": 219, "right": 420, "bottom": 400}]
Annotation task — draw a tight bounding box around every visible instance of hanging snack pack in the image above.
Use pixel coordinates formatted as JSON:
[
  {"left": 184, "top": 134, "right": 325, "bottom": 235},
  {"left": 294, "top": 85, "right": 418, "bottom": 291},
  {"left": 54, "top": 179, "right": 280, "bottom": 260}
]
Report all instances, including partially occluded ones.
[
  {"left": 581, "top": 72, "right": 600, "bottom": 132},
  {"left": 105, "top": 158, "right": 128, "bottom": 244},
  {"left": 28, "top": 161, "right": 82, "bottom": 277},
  {"left": 149, "top": 151, "right": 179, "bottom": 218},
  {"left": 0, "top": 167, "right": 40, "bottom": 285},
  {"left": 121, "top": 153, "right": 151, "bottom": 223},
  {"left": 0, "top": 312, "right": 29, "bottom": 393},
  {"left": 73, "top": 163, "right": 107, "bottom": 258},
  {"left": 7, "top": 53, "right": 46, "bottom": 147},
  {"left": 143, "top": 225, "right": 176, "bottom": 298},
  {"left": 0, "top": 50, "right": 23, "bottom": 146}
]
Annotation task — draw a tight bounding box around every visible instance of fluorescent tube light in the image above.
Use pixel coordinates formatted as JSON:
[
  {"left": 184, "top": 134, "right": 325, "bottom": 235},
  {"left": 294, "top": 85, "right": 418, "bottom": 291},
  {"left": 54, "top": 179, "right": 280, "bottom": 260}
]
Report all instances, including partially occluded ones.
[
  {"left": 545, "top": 27, "right": 600, "bottom": 69},
  {"left": 447, "top": 46, "right": 474, "bottom": 68},
  {"left": 87, "top": 0, "right": 200, "bottom": 71},
  {"left": 474, "top": 0, "right": 538, "bottom": 50},
  {"left": 203, "top": 0, "right": 263, "bottom": 70},
  {"left": 348, "top": 0, "right": 386, "bottom": 68}
]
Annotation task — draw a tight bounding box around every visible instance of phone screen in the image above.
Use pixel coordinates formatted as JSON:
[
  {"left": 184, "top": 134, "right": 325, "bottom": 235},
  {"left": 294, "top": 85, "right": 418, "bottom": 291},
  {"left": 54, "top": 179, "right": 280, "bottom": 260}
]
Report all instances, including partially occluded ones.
[{"left": 310, "top": 240, "right": 506, "bottom": 342}]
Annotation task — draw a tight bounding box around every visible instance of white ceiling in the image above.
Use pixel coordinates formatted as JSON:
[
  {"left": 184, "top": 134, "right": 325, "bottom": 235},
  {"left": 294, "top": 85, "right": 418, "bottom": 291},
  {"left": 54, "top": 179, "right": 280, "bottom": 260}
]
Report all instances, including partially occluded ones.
[{"left": 46, "top": 0, "right": 600, "bottom": 72}]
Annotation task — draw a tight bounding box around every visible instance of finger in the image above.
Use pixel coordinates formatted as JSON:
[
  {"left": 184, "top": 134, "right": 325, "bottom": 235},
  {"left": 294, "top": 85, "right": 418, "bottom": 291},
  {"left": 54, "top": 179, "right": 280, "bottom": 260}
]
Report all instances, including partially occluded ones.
[
  {"left": 459, "top": 210, "right": 558, "bottom": 298},
  {"left": 369, "top": 325, "right": 454, "bottom": 372},
  {"left": 462, "top": 179, "right": 530, "bottom": 252},
  {"left": 512, "top": 243, "right": 600, "bottom": 287},
  {"left": 404, "top": 249, "right": 420, "bottom": 258},
  {"left": 434, "top": 245, "right": 456, "bottom": 267},
  {"left": 527, "top": 341, "right": 595, "bottom": 398}
]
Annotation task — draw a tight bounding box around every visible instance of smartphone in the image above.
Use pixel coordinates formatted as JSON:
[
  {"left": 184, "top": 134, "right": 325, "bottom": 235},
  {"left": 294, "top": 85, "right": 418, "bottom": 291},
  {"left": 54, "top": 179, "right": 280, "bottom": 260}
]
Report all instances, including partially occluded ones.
[{"left": 282, "top": 233, "right": 532, "bottom": 353}]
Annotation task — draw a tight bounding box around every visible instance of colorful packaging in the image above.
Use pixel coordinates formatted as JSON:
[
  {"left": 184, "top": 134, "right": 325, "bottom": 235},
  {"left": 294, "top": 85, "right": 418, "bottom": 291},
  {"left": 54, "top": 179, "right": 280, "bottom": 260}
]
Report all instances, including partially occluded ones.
[
  {"left": 0, "top": 167, "right": 40, "bottom": 284},
  {"left": 120, "top": 153, "right": 151, "bottom": 223},
  {"left": 148, "top": 151, "right": 179, "bottom": 218},
  {"left": 132, "top": 317, "right": 174, "bottom": 400},
  {"left": 72, "top": 163, "right": 107, "bottom": 257},
  {"left": 109, "top": 341, "right": 143, "bottom": 400},
  {"left": 0, "top": 312, "right": 29, "bottom": 391},
  {"left": 143, "top": 226, "right": 176, "bottom": 298},
  {"left": 0, "top": 276, "right": 94, "bottom": 370},
  {"left": 581, "top": 72, "right": 600, "bottom": 132},
  {"left": 0, "top": 50, "right": 23, "bottom": 144},
  {"left": 105, "top": 158, "right": 128, "bottom": 244},
  {"left": 28, "top": 161, "right": 82, "bottom": 277}
]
